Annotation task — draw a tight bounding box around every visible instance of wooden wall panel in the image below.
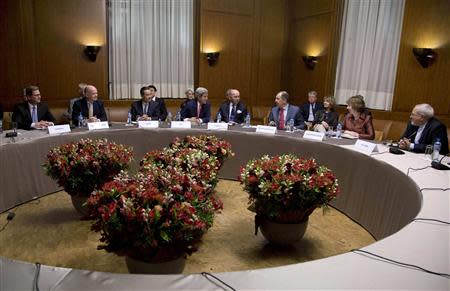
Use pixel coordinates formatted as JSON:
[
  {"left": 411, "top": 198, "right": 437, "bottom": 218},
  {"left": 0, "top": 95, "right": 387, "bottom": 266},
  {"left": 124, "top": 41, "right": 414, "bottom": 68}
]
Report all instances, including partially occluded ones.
[
  {"left": 201, "top": 0, "right": 254, "bottom": 15},
  {"left": 282, "top": 0, "right": 340, "bottom": 105},
  {"left": 393, "top": 0, "right": 450, "bottom": 115},
  {"left": 0, "top": 0, "right": 107, "bottom": 111}
]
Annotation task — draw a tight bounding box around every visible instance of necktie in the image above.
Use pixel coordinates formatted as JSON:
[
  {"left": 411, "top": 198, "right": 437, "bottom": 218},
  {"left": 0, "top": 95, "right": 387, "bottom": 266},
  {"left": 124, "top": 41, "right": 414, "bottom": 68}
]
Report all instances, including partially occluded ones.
[
  {"left": 230, "top": 104, "right": 236, "bottom": 122},
  {"left": 308, "top": 104, "right": 314, "bottom": 121},
  {"left": 88, "top": 102, "right": 94, "bottom": 118},
  {"left": 143, "top": 103, "right": 148, "bottom": 115},
  {"left": 279, "top": 108, "right": 285, "bottom": 130},
  {"left": 32, "top": 106, "right": 38, "bottom": 123}
]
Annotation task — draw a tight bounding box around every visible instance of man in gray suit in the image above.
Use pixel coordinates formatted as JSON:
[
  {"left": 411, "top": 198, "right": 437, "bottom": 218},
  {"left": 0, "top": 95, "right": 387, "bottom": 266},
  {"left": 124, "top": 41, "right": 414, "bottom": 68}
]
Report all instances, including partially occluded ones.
[{"left": 268, "top": 91, "right": 305, "bottom": 130}]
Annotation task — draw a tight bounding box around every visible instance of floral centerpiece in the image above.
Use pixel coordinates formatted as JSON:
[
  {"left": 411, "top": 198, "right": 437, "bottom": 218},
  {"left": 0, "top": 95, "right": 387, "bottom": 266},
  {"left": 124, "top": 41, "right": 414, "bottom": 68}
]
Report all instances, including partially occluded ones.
[
  {"left": 87, "top": 135, "right": 231, "bottom": 272},
  {"left": 43, "top": 138, "right": 133, "bottom": 197},
  {"left": 169, "top": 135, "right": 234, "bottom": 166},
  {"left": 87, "top": 171, "right": 222, "bottom": 263},
  {"left": 240, "top": 154, "right": 339, "bottom": 244}
]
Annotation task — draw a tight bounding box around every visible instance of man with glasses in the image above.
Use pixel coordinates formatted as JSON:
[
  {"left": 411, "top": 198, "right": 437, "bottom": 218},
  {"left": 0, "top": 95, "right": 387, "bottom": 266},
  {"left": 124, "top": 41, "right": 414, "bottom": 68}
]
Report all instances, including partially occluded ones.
[{"left": 399, "top": 103, "right": 448, "bottom": 154}]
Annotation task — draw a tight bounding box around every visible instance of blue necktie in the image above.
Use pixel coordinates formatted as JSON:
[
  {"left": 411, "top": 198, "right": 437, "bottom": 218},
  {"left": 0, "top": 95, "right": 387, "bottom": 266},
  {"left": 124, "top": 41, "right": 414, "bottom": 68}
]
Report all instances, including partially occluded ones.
[
  {"left": 230, "top": 105, "right": 236, "bottom": 122},
  {"left": 32, "top": 106, "right": 38, "bottom": 123}
]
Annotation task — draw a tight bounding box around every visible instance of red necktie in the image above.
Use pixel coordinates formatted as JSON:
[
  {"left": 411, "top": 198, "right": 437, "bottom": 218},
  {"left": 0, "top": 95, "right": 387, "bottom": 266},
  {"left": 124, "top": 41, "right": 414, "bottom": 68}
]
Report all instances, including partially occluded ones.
[
  {"left": 197, "top": 103, "right": 201, "bottom": 118},
  {"left": 279, "top": 107, "right": 285, "bottom": 130}
]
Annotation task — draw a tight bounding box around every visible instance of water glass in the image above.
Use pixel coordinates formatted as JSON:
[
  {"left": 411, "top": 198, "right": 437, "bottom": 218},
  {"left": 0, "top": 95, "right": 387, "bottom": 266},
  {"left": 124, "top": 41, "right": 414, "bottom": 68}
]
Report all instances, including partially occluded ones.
[{"left": 424, "top": 145, "right": 433, "bottom": 160}]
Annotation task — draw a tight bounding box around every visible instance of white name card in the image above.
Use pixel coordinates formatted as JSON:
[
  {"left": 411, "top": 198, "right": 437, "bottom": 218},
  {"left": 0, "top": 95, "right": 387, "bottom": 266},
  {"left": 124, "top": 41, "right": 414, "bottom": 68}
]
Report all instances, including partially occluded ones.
[
  {"left": 256, "top": 125, "right": 277, "bottom": 135},
  {"left": 354, "top": 140, "right": 379, "bottom": 155},
  {"left": 87, "top": 121, "right": 109, "bottom": 131},
  {"left": 207, "top": 122, "right": 228, "bottom": 131},
  {"left": 303, "top": 130, "right": 325, "bottom": 141},
  {"left": 171, "top": 121, "right": 191, "bottom": 129},
  {"left": 138, "top": 120, "right": 159, "bottom": 128},
  {"left": 48, "top": 124, "right": 71, "bottom": 135}
]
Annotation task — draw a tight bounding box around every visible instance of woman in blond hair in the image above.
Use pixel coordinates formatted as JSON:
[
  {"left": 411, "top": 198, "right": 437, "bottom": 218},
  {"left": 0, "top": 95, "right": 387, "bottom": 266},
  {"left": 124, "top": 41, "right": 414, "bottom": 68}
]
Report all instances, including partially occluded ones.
[
  {"left": 342, "top": 95, "right": 374, "bottom": 140},
  {"left": 312, "top": 96, "right": 339, "bottom": 133}
]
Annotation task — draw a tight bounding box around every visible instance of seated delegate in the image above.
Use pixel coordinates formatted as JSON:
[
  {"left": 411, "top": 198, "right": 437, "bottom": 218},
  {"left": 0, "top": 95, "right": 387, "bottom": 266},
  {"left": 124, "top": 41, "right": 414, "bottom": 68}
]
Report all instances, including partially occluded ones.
[
  {"left": 268, "top": 91, "right": 305, "bottom": 130},
  {"left": 312, "top": 96, "right": 339, "bottom": 132},
  {"left": 180, "top": 87, "right": 211, "bottom": 124},
  {"left": 342, "top": 95, "right": 374, "bottom": 140},
  {"left": 72, "top": 85, "right": 107, "bottom": 123},
  {"left": 130, "top": 85, "right": 168, "bottom": 121},
  {"left": 12, "top": 85, "right": 55, "bottom": 130},
  {"left": 398, "top": 103, "right": 449, "bottom": 155},
  {"left": 215, "top": 88, "right": 248, "bottom": 124}
]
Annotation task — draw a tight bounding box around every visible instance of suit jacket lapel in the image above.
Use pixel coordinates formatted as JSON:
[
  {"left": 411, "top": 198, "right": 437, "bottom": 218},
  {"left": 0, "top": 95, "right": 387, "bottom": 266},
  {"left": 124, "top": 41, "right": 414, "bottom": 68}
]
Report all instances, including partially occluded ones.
[
  {"left": 148, "top": 100, "right": 158, "bottom": 115},
  {"left": 273, "top": 107, "right": 279, "bottom": 123},
  {"left": 419, "top": 121, "right": 432, "bottom": 143}
]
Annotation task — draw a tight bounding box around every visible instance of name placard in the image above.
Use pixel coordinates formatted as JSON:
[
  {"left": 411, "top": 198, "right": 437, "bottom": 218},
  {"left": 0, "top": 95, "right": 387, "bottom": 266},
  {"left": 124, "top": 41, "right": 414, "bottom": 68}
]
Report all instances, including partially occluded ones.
[
  {"left": 48, "top": 124, "right": 71, "bottom": 135},
  {"left": 87, "top": 121, "right": 109, "bottom": 131},
  {"left": 171, "top": 121, "right": 191, "bottom": 129},
  {"left": 303, "top": 130, "right": 325, "bottom": 141},
  {"left": 354, "top": 140, "right": 379, "bottom": 155},
  {"left": 256, "top": 125, "right": 277, "bottom": 135},
  {"left": 207, "top": 122, "right": 228, "bottom": 131},
  {"left": 138, "top": 120, "right": 159, "bottom": 128}
]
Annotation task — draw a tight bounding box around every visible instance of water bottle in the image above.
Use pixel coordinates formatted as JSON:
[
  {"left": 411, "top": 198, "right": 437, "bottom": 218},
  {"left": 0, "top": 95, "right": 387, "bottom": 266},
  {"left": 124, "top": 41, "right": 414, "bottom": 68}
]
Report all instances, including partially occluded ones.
[
  {"left": 336, "top": 123, "right": 342, "bottom": 138},
  {"left": 432, "top": 138, "right": 441, "bottom": 161},
  {"left": 126, "top": 111, "right": 132, "bottom": 124},
  {"left": 78, "top": 112, "right": 83, "bottom": 128},
  {"left": 287, "top": 119, "right": 294, "bottom": 132},
  {"left": 244, "top": 113, "right": 251, "bottom": 127},
  {"left": 217, "top": 112, "right": 222, "bottom": 123},
  {"left": 175, "top": 110, "right": 181, "bottom": 121},
  {"left": 166, "top": 112, "right": 172, "bottom": 123}
]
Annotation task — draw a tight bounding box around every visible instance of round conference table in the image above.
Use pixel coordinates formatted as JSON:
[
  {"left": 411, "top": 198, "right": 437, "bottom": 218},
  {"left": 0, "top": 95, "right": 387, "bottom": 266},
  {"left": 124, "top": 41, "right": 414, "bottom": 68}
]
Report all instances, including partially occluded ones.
[{"left": 0, "top": 124, "right": 448, "bottom": 290}]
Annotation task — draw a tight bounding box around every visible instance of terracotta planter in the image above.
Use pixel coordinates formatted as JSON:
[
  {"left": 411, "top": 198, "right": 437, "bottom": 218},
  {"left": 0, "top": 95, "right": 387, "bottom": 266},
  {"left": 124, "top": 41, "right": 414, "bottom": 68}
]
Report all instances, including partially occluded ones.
[
  {"left": 259, "top": 217, "right": 309, "bottom": 245},
  {"left": 70, "top": 195, "right": 89, "bottom": 217},
  {"left": 125, "top": 255, "right": 186, "bottom": 274}
]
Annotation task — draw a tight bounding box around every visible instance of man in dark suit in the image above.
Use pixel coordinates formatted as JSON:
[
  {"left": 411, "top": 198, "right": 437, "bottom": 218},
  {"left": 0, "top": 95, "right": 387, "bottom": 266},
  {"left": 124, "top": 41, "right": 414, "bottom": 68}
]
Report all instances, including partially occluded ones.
[
  {"left": 268, "top": 91, "right": 305, "bottom": 130},
  {"left": 72, "top": 85, "right": 107, "bottom": 123},
  {"left": 215, "top": 89, "right": 248, "bottom": 124},
  {"left": 399, "top": 103, "right": 449, "bottom": 155},
  {"left": 180, "top": 87, "right": 211, "bottom": 124},
  {"left": 12, "top": 85, "right": 55, "bottom": 130},
  {"left": 130, "top": 85, "right": 168, "bottom": 121},
  {"left": 300, "top": 91, "right": 324, "bottom": 123}
]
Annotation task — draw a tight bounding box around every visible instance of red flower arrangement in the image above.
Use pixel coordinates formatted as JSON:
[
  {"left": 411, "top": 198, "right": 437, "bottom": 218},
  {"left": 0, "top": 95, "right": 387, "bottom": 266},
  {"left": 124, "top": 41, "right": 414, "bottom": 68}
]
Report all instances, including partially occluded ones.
[
  {"left": 87, "top": 135, "right": 231, "bottom": 263},
  {"left": 43, "top": 138, "right": 133, "bottom": 197},
  {"left": 240, "top": 154, "right": 339, "bottom": 223}
]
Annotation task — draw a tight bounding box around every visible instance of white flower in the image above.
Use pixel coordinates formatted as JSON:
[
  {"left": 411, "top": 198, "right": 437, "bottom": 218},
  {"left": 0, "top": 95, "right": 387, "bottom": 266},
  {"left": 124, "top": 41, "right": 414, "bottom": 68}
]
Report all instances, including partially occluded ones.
[{"left": 237, "top": 110, "right": 242, "bottom": 114}]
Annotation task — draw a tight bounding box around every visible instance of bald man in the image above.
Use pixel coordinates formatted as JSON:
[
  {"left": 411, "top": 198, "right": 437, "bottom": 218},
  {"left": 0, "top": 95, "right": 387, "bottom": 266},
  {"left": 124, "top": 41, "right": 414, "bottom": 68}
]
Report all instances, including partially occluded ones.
[{"left": 72, "top": 85, "right": 107, "bottom": 123}]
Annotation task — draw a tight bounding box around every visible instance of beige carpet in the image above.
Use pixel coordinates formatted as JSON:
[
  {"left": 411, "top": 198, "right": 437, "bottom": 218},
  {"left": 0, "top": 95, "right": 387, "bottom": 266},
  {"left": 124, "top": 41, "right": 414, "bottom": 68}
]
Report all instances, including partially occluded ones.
[{"left": 0, "top": 180, "right": 374, "bottom": 274}]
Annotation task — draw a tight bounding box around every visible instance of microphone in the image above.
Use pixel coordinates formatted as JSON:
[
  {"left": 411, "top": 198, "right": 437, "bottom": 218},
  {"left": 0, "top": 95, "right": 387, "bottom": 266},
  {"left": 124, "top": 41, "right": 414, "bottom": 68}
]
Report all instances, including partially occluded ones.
[{"left": 431, "top": 154, "right": 450, "bottom": 171}]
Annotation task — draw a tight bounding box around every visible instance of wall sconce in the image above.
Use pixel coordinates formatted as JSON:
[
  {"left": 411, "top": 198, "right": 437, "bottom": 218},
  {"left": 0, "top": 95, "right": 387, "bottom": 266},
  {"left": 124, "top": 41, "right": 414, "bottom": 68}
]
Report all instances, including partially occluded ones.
[
  {"left": 302, "top": 56, "right": 318, "bottom": 70},
  {"left": 412, "top": 48, "right": 436, "bottom": 68},
  {"left": 205, "top": 52, "right": 220, "bottom": 66},
  {"left": 84, "top": 45, "right": 101, "bottom": 62}
]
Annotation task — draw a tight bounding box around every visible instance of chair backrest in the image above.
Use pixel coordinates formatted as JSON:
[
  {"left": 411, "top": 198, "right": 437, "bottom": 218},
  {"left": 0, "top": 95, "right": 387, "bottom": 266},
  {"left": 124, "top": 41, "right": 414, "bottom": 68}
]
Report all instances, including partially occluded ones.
[
  {"left": 386, "top": 121, "right": 407, "bottom": 141},
  {"left": 372, "top": 119, "right": 392, "bottom": 141},
  {"left": 251, "top": 106, "right": 271, "bottom": 124}
]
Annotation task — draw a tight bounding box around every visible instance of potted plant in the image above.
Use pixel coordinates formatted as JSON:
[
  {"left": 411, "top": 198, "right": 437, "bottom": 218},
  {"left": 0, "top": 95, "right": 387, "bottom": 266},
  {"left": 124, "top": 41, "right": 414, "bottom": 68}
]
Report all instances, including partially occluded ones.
[
  {"left": 87, "top": 136, "right": 230, "bottom": 274},
  {"left": 240, "top": 154, "right": 339, "bottom": 245},
  {"left": 43, "top": 138, "right": 133, "bottom": 215}
]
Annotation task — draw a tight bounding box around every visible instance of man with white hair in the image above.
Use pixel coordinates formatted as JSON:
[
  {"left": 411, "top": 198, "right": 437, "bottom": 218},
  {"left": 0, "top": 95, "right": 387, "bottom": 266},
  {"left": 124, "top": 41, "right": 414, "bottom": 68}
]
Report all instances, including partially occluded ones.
[
  {"left": 399, "top": 103, "right": 448, "bottom": 154},
  {"left": 215, "top": 88, "right": 248, "bottom": 124},
  {"left": 180, "top": 87, "right": 211, "bottom": 124},
  {"left": 71, "top": 85, "right": 107, "bottom": 122},
  {"left": 300, "top": 91, "right": 324, "bottom": 123}
]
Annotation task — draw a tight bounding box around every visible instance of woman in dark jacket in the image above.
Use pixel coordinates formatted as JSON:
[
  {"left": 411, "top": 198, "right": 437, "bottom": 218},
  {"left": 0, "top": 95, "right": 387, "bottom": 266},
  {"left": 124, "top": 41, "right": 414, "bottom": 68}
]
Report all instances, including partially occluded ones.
[{"left": 312, "top": 96, "right": 339, "bottom": 132}]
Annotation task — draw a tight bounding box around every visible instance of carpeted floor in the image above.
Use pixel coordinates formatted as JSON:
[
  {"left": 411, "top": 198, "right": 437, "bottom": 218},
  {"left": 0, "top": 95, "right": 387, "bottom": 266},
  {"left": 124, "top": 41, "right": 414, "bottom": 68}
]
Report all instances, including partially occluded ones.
[{"left": 0, "top": 180, "right": 374, "bottom": 274}]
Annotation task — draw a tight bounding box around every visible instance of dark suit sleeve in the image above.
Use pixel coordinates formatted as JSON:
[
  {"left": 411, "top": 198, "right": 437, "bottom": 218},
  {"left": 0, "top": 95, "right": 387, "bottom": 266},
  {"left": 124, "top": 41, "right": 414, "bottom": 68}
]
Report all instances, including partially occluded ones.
[
  {"left": 97, "top": 101, "right": 107, "bottom": 121},
  {"left": 201, "top": 103, "right": 211, "bottom": 123},
  {"left": 327, "top": 111, "right": 339, "bottom": 129},
  {"left": 180, "top": 102, "right": 190, "bottom": 120},
  {"left": 216, "top": 103, "right": 227, "bottom": 122},
  {"left": 294, "top": 108, "right": 306, "bottom": 130},
  {"left": 237, "top": 104, "right": 248, "bottom": 124},
  {"left": 41, "top": 104, "right": 55, "bottom": 123},
  {"left": 130, "top": 102, "right": 138, "bottom": 121},
  {"left": 12, "top": 104, "right": 31, "bottom": 130},
  {"left": 158, "top": 99, "right": 168, "bottom": 121},
  {"left": 0, "top": 104, "right": 3, "bottom": 120},
  {"left": 268, "top": 109, "right": 275, "bottom": 124},
  {"left": 72, "top": 100, "right": 82, "bottom": 122}
]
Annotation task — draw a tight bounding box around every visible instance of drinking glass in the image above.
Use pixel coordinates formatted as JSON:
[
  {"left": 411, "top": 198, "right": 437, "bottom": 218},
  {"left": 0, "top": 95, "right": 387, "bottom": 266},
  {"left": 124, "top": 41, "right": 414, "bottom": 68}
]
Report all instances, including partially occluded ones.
[{"left": 424, "top": 145, "right": 433, "bottom": 160}]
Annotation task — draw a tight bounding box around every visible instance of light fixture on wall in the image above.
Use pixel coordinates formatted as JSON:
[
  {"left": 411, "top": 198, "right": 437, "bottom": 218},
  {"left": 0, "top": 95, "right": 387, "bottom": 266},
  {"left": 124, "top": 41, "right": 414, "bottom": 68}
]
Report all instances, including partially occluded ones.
[
  {"left": 412, "top": 48, "right": 436, "bottom": 68},
  {"left": 84, "top": 45, "right": 101, "bottom": 62},
  {"left": 205, "top": 52, "right": 220, "bottom": 66},
  {"left": 302, "top": 56, "right": 318, "bottom": 70}
]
